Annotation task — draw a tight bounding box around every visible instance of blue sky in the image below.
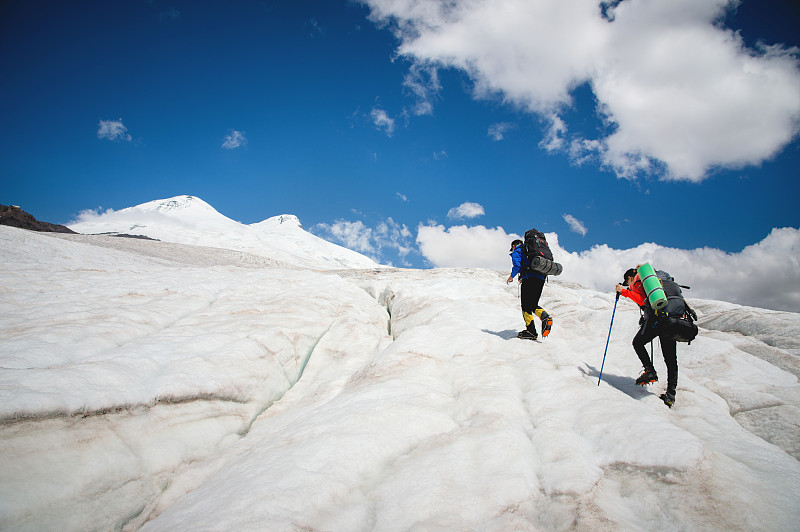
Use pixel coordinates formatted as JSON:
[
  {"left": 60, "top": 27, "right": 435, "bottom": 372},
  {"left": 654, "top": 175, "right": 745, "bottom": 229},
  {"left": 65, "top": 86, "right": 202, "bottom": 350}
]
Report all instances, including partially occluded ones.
[{"left": 2, "top": 0, "right": 799, "bottom": 269}]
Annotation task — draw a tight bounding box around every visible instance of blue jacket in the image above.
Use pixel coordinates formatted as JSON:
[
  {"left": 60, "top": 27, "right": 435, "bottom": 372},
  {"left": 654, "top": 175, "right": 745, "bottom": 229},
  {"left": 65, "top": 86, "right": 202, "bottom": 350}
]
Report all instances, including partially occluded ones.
[{"left": 510, "top": 246, "right": 546, "bottom": 281}]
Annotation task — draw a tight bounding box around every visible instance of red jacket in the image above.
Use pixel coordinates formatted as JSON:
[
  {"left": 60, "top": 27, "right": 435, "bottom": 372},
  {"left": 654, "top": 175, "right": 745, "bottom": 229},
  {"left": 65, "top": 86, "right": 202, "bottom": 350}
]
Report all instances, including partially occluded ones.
[{"left": 620, "top": 276, "right": 646, "bottom": 307}]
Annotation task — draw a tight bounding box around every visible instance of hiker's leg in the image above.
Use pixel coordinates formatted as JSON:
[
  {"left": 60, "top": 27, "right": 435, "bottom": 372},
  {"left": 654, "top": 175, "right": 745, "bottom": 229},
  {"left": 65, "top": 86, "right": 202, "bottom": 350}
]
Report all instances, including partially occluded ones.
[
  {"left": 633, "top": 323, "right": 659, "bottom": 369},
  {"left": 660, "top": 335, "right": 678, "bottom": 392},
  {"left": 520, "top": 278, "right": 543, "bottom": 334}
]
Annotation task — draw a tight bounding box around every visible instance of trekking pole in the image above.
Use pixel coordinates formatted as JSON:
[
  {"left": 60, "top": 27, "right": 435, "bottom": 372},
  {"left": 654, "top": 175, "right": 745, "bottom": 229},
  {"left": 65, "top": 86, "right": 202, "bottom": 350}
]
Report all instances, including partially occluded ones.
[{"left": 598, "top": 292, "right": 620, "bottom": 386}]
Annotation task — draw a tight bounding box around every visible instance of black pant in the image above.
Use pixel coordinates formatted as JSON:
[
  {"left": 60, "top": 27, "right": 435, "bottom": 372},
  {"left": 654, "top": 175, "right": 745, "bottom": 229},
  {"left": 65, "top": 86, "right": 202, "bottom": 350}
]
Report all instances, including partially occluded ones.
[
  {"left": 521, "top": 277, "right": 545, "bottom": 333},
  {"left": 633, "top": 319, "right": 678, "bottom": 391}
]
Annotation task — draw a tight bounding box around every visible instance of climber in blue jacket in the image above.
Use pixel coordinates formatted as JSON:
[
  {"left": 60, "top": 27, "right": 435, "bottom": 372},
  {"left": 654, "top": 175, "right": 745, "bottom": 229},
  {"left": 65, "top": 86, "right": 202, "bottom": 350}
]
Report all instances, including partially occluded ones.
[{"left": 507, "top": 239, "right": 553, "bottom": 340}]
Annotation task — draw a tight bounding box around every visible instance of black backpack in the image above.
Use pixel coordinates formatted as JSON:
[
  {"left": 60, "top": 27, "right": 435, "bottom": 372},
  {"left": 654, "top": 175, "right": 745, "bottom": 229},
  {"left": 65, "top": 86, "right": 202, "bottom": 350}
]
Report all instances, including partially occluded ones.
[
  {"left": 522, "top": 228, "right": 563, "bottom": 276},
  {"left": 655, "top": 270, "right": 698, "bottom": 343}
]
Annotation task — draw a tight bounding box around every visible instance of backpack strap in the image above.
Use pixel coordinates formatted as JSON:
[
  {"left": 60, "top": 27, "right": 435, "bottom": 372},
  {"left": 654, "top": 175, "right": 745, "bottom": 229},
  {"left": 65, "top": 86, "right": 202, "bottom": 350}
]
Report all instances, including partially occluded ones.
[
  {"left": 519, "top": 249, "right": 531, "bottom": 276},
  {"left": 685, "top": 301, "right": 697, "bottom": 322}
]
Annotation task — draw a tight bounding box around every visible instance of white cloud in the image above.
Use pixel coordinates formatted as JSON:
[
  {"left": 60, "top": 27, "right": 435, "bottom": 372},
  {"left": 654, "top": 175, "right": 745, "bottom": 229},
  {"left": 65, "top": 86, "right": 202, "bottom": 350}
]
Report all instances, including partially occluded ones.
[
  {"left": 488, "top": 122, "right": 514, "bottom": 141},
  {"left": 97, "top": 119, "right": 132, "bottom": 142},
  {"left": 417, "top": 223, "right": 517, "bottom": 269},
  {"left": 376, "top": 218, "right": 415, "bottom": 264},
  {"left": 222, "top": 130, "right": 247, "bottom": 149},
  {"left": 313, "top": 217, "right": 414, "bottom": 266},
  {"left": 563, "top": 214, "right": 587, "bottom": 236},
  {"left": 363, "top": 0, "right": 800, "bottom": 182},
  {"left": 403, "top": 63, "right": 441, "bottom": 116},
  {"left": 314, "top": 220, "right": 374, "bottom": 254},
  {"left": 396, "top": 192, "right": 408, "bottom": 202},
  {"left": 555, "top": 227, "right": 800, "bottom": 312},
  {"left": 447, "top": 202, "right": 485, "bottom": 220},
  {"left": 72, "top": 207, "right": 114, "bottom": 222},
  {"left": 539, "top": 113, "right": 567, "bottom": 152},
  {"left": 371, "top": 108, "right": 395, "bottom": 136},
  {"left": 415, "top": 222, "right": 800, "bottom": 312}
]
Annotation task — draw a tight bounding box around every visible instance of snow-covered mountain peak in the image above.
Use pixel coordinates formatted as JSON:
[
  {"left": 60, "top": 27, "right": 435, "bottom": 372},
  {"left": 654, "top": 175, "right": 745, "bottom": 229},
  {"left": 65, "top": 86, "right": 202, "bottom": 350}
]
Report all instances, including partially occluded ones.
[
  {"left": 136, "top": 195, "right": 216, "bottom": 216},
  {"left": 120, "top": 195, "right": 231, "bottom": 224},
  {"left": 251, "top": 214, "right": 302, "bottom": 230},
  {"left": 68, "top": 196, "right": 380, "bottom": 270}
]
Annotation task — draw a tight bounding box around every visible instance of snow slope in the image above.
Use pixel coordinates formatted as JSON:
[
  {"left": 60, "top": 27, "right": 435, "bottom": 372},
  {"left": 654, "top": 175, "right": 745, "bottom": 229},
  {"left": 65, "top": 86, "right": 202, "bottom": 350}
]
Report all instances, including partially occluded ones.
[
  {"left": 68, "top": 195, "right": 382, "bottom": 270},
  {"left": 1, "top": 225, "right": 799, "bottom": 531}
]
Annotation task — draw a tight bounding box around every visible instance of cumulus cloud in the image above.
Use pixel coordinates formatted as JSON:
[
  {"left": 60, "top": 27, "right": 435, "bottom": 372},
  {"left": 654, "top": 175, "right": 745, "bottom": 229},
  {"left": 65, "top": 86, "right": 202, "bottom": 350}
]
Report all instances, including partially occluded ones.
[
  {"left": 555, "top": 227, "right": 800, "bottom": 312},
  {"left": 313, "top": 220, "right": 374, "bottom": 254},
  {"left": 222, "top": 130, "right": 247, "bottom": 149},
  {"left": 363, "top": 0, "right": 800, "bottom": 182},
  {"left": 563, "top": 214, "right": 587, "bottom": 236},
  {"left": 447, "top": 202, "right": 485, "bottom": 220},
  {"left": 371, "top": 108, "right": 395, "bottom": 136},
  {"left": 72, "top": 207, "right": 114, "bottom": 222},
  {"left": 313, "top": 217, "right": 414, "bottom": 266},
  {"left": 415, "top": 222, "right": 800, "bottom": 312},
  {"left": 417, "top": 223, "right": 517, "bottom": 269},
  {"left": 97, "top": 119, "right": 132, "bottom": 142}
]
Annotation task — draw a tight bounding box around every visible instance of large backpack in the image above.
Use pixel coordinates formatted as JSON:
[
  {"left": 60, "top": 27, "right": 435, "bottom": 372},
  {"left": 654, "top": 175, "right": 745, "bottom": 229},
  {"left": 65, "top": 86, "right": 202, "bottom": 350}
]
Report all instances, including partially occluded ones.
[
  {"left": 522, "top": 228, "right": 563, "bottom": 276},
  {"left": 654, "top": 270, "right": 698, "bottom": 343}
]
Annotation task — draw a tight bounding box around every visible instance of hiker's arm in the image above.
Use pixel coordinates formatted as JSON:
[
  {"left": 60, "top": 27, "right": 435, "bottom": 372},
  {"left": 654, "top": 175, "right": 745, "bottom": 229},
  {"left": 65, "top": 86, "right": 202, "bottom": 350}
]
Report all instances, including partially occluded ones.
[
  {"left": 508, "top": 249, "right": 522, "bottom": 281},
  {"left": 616, "top": 284, "right": 645, "bottom": 306}
]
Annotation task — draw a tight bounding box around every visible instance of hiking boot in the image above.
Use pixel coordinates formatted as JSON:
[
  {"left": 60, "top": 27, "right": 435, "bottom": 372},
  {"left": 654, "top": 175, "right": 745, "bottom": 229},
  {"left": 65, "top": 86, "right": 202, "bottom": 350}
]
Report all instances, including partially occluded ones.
[
  {"left": 635, "top": 368, "right": 658, "bottom": 386},
  {"left": 517, "top": 330, "right": 538, "bottom": 341},
  {"left": 541, "top": 314, "right": 553, "bottom": 337},
  {"left": 660, "top": 389, "right": 676, "bottom": 408}
]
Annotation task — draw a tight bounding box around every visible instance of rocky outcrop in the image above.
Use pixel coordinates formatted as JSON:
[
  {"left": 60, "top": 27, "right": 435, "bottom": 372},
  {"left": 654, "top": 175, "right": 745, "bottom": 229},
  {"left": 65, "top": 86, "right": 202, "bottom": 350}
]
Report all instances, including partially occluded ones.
[{"left": 0, "top": 204, "right": 77, "bottom": 233}]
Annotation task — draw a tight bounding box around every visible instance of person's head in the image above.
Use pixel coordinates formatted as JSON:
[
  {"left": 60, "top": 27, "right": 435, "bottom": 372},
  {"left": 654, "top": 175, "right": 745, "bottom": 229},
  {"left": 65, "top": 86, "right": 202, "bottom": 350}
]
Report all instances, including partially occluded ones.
[
  {"left": 510, "top": 239, "right": 523, "bottom": 252},
  {"left": 622, "top": 268, "right": 637, "bottom": 286}
]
